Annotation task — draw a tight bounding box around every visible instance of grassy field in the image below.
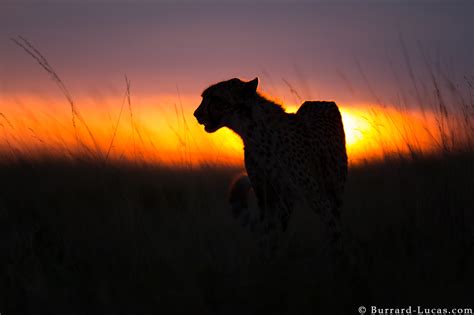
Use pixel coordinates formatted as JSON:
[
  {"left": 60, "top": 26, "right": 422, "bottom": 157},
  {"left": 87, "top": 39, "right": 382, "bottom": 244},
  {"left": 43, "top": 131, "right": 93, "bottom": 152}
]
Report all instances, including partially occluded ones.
[
  {"left": 0, "top": 149, "right": 472, "bottom": 314},
  {"left": 1, "top": 37, "right": 473, "bottom": 315}
]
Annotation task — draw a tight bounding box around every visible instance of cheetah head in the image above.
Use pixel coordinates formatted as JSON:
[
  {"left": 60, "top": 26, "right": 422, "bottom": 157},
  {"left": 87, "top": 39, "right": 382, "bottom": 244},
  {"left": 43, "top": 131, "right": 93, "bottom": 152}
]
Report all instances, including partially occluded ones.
[{"left": 194, "top": 77, "right": 258, "bottom": 133}]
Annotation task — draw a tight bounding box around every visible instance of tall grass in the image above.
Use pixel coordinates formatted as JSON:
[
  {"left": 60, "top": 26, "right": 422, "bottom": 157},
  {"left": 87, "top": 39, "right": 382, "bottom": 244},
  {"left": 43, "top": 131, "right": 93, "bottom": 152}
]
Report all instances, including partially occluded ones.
[
  {"left": 11, "top": 36, "right": 102, "bottom": 158},
  {"left": 3, "top": 36, "right": 473, "bottom": 168}
]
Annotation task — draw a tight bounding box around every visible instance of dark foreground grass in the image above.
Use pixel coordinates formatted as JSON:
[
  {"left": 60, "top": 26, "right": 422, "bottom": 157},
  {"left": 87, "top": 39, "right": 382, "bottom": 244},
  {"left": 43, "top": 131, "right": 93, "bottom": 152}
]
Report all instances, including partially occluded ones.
[{"left": 0, "top": 152, "right": 473, "bottom": 315}]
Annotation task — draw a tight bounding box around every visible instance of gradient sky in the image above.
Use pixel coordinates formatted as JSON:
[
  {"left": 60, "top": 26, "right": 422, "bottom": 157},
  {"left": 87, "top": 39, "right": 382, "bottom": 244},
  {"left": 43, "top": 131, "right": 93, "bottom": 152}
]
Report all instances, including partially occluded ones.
[
  {"left": 0, "top": 1, "right": 472, "bottom": 165},
  {"left": 1, "top": 1, "right": 473, "bottom": 105}
]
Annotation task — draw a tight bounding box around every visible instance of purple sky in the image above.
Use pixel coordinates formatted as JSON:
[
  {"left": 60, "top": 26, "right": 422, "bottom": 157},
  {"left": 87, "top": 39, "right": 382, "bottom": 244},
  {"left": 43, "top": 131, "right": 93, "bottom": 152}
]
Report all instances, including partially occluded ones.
[{"left": 1, "top": 1, "right": 473, "bottom": 106}]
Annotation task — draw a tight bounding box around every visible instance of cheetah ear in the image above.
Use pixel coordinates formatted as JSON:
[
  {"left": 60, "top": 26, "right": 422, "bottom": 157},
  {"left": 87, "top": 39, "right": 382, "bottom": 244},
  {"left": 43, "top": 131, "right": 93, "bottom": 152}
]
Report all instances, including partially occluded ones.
[{"left": 244, "top": 77, "right": 259, "bottom": 94}]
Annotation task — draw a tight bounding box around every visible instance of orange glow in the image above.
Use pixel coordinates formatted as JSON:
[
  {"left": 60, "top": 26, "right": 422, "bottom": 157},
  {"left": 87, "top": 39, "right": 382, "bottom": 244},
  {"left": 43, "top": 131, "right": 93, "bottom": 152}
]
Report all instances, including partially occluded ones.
[{"left": 0, "top": 94, "right": 464, "bottom": 167}]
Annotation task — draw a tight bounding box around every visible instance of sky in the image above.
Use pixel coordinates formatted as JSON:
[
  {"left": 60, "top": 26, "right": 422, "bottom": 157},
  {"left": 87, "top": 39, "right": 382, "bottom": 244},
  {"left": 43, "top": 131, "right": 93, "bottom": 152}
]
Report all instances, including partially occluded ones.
[
  {"left": 2, "top": 1, "right": 473, "bottom": 102},
  {"left": 0, "top": 1, "right": 473, "bottom": 165}
]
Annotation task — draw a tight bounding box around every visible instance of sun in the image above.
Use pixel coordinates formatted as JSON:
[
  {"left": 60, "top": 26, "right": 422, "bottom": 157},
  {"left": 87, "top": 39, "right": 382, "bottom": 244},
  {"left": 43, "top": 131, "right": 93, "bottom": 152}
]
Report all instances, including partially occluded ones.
[{"left": 339, "top": 108, "right": 371, "bottom": 147}]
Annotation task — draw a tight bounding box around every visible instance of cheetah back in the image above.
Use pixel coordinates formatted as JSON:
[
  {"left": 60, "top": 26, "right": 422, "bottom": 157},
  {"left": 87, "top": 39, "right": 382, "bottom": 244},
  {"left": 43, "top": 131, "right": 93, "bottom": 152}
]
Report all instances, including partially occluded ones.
[{"left": 296, "top": 101, "right": 348, "bottom": 212}]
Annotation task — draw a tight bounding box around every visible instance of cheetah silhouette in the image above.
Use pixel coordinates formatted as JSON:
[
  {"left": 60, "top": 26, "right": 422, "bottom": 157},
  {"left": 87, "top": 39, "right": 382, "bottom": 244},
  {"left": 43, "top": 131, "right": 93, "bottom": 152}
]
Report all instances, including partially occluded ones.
[{"left": 194, "top": 78, "right": 347, "bottom": 256}]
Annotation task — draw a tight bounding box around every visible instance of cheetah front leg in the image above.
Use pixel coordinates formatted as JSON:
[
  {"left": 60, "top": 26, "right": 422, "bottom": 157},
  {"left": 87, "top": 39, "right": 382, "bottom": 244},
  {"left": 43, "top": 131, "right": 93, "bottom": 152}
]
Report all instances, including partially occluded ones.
[{"left": 244, "top": 155, "right": 294, "bottom": 258}]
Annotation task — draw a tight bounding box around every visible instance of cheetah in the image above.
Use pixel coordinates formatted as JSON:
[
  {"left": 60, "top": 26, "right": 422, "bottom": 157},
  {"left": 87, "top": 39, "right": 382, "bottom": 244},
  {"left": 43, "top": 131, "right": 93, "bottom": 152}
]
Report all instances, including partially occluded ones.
[{"left": 194, "top": 77, "right": 347, "bottom": 256}]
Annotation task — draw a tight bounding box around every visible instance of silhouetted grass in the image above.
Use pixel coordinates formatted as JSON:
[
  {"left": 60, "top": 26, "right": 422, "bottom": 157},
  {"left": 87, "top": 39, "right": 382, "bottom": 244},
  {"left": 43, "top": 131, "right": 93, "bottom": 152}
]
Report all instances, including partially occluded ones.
[{"left": 0, "top": 150, "right": 473, "bottom": 314}]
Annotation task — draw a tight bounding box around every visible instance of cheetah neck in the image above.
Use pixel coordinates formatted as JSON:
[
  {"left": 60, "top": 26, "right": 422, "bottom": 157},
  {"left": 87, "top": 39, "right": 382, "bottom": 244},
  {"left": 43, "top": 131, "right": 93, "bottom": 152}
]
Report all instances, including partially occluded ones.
[{"left": 227, "top": 94, "right": 287, "bottom": 145}]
